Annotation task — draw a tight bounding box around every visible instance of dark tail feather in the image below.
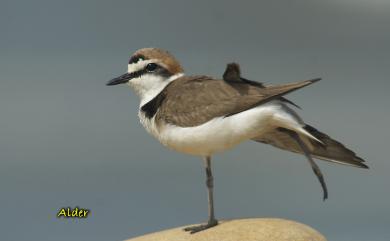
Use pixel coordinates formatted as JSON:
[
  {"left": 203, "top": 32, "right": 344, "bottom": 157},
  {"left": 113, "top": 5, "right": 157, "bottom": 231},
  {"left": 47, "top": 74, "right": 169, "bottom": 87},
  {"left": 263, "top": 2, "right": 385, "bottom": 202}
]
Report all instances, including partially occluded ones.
[
  {"left": 253, "top": 125, "right": 367, "bottom": 200},
  {"left": 304, "top": 125, "right": 368, "bottom": 169}
]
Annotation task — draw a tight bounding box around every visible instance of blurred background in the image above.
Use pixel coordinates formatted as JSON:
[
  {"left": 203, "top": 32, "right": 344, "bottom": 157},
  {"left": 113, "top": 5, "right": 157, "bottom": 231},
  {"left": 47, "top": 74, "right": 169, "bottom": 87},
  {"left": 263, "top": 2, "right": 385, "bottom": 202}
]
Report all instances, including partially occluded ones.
[{"left": 1, "top": 0, "right": 389, "bottom": 240}]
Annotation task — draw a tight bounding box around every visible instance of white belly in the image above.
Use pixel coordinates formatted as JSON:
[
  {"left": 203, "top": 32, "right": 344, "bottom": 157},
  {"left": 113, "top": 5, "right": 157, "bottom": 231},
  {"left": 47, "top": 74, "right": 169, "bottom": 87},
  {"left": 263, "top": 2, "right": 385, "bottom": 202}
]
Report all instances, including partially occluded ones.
[{"left": 139, "top": 101, "right": 304, "bottom": 157}]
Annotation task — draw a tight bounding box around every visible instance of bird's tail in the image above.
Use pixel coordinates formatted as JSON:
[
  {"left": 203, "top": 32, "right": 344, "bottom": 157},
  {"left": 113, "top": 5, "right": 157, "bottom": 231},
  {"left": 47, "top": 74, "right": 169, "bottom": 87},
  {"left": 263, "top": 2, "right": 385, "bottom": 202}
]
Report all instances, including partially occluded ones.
[
  {"left": 301, "top": 125, "right": 368, "bottom": 168},
  {"left": 253, "top": 124, "right": 368, "bottom": 169},
  {"left": 253, "top": 124, "right": 368, "bottom": 200}
]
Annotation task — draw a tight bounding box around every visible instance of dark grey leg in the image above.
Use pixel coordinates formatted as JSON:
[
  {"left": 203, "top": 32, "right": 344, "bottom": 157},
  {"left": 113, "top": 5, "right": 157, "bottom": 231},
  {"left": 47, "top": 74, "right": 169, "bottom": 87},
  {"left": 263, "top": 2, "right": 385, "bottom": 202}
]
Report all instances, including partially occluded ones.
[
  {"left": 286, "top": 130, "right": 328, "bottom": 200},
  {"left": 184, "top": 156, "right": 218, "bottom": 234}
]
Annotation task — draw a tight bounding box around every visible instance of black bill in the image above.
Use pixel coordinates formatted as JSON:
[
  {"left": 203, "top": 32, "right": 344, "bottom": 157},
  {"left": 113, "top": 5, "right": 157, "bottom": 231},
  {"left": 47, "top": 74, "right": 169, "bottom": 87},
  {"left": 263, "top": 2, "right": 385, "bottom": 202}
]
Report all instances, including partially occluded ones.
[{"left": 106, "top": 73, "right": 133, "bottom": 86}]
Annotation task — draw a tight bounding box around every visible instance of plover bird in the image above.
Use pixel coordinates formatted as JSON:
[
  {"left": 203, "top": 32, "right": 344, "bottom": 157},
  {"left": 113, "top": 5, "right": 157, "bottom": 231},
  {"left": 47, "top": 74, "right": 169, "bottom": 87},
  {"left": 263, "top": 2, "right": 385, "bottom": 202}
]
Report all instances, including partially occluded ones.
[{"left": 106, "top": 48, "right": 368, "bottom": 233}]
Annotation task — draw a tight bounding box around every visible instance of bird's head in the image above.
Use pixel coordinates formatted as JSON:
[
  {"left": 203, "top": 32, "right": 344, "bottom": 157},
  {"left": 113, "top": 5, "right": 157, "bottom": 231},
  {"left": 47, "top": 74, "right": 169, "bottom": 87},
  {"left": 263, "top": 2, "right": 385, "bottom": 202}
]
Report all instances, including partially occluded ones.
[{"left": 107, "top": 48, "right": 184, "bottom": 105}]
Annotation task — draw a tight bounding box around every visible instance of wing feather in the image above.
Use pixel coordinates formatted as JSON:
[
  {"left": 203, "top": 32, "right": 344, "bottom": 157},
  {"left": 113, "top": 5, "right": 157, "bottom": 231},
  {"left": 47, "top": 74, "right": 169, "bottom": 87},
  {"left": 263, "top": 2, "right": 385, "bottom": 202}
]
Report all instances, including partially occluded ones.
[{"left": 156, "top": 76, "right": 319, "bottom": 127}]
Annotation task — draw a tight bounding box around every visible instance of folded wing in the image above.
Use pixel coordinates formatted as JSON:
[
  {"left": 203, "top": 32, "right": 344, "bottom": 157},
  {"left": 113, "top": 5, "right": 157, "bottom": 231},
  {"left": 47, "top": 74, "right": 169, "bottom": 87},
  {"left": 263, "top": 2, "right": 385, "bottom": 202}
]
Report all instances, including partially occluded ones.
[{"left": 156, "top": 75, "right": 320, "bottom": 127}]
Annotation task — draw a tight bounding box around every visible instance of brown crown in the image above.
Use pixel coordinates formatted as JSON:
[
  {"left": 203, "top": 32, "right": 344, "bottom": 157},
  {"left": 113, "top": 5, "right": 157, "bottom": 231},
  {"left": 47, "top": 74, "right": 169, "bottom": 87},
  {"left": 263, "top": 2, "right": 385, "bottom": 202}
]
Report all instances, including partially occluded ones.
[{"left": 132, "top": 48, "right": 184, "bottom": 74}]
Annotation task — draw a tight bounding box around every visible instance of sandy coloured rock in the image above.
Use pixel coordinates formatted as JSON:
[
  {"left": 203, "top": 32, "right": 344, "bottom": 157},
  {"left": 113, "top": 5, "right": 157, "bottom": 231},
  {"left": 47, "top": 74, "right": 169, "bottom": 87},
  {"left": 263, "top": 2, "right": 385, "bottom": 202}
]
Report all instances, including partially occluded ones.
[{"left": 125, "top": 218, "right": 327, "bottom": 241}]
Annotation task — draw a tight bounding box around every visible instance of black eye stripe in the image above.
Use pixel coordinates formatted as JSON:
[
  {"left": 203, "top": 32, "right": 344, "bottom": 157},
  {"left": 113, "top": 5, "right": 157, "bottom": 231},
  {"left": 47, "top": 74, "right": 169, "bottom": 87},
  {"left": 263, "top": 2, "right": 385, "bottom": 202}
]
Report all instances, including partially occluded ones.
[
  {"left": 130, "top": 64, "right": 173, "bottom": 79},
  {"left": 130, "top": 64, "right": 158, "bottom": 78},
  {"left": 130, "top": 68, "right": 148, "bottom": 79}
]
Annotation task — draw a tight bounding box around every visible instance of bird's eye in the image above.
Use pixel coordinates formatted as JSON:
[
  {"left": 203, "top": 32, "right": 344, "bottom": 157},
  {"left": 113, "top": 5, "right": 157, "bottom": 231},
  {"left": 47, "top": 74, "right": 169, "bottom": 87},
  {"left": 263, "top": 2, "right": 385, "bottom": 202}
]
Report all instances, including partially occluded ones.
[{"left": 146, "top": 63, "right": 158, "bottom": 72}]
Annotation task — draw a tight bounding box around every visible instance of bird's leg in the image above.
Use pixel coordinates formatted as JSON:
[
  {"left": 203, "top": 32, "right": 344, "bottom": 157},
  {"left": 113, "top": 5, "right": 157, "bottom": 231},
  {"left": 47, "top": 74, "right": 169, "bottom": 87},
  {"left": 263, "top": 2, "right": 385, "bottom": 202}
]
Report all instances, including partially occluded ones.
[
  {"left": 205, "top": 156, "right": 218, "bottom": 225},
  {"left": 184, "top": 156, "right": 218, "bottom": 234},
  {"left": 286, "top": 130, "right": 328, "bottom": 200}
]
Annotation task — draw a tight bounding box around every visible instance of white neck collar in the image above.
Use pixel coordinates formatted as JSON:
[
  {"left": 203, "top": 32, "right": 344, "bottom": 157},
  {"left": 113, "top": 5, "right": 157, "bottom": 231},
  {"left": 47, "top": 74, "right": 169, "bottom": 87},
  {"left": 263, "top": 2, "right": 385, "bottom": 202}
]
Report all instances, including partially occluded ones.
[{"left": 138, "top": 73, "right": 184, "bottom": 107}]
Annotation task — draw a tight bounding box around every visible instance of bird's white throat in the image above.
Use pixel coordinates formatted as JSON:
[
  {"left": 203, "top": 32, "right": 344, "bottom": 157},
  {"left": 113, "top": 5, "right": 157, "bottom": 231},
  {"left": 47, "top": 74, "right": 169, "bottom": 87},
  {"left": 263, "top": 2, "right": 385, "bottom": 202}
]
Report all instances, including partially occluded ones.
[{"left": 127, "top": 72, "right": 184, "bottom": 107}]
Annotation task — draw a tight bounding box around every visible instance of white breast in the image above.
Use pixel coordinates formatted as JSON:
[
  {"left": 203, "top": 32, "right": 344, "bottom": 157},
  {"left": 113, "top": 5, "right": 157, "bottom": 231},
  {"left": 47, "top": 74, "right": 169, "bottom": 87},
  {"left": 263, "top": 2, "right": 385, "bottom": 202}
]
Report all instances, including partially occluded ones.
[{"left": 138, "top": 100, "right": 305, "bottom": 157}]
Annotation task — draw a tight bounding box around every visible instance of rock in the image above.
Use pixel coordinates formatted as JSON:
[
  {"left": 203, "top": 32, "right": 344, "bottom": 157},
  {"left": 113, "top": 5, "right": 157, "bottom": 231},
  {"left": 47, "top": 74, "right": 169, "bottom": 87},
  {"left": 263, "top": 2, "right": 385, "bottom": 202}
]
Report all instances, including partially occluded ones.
[{"left": 125, "top": 218, "right": 327, "bottom": 241}]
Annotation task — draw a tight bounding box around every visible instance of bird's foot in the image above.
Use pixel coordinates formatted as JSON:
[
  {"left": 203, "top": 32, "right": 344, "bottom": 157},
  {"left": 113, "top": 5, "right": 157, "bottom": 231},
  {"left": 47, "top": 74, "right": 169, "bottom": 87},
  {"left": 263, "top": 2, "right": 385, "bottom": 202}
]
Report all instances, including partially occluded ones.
[{"left": 183, "top": 219, "right": 218, "bottom": 234}]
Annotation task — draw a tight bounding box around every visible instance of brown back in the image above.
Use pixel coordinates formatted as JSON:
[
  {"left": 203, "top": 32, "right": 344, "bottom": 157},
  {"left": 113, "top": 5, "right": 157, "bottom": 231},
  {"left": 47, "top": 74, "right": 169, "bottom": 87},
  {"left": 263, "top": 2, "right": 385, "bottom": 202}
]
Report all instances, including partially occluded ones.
[{"left": 154, "top": 76, "right": 320, "bottom": 127}]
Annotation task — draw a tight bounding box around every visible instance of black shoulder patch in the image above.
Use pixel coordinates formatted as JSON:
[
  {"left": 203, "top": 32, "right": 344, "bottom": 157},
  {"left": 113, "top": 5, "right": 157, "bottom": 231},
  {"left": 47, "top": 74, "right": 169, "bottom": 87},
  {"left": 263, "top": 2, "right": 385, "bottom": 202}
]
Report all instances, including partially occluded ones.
[{"left": 140, "top": 91, "right": 166, "bottom": 119}]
